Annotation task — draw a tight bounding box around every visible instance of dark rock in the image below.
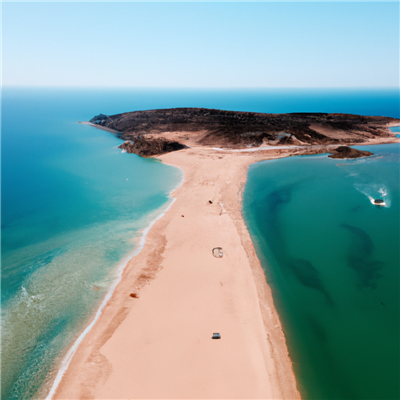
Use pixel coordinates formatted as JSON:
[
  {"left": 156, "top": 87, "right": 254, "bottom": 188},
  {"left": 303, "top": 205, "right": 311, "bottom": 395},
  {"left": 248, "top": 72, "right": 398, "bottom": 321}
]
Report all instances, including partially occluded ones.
[
  {"left": 90, "top": 113, "right": 109, "bottom": 123},
  {"left": 328, "top": 146, "right": 373, "bottom": 159},
  {"left": 119, "top": 139, "right": 188, "bottom": 157}
]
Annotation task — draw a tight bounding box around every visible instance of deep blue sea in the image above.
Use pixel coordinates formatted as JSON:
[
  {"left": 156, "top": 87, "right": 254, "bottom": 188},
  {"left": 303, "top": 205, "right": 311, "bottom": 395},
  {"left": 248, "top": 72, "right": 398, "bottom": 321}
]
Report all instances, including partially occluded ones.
[{"left": 1, "top": 88, "right": 399, "bottom": 399}]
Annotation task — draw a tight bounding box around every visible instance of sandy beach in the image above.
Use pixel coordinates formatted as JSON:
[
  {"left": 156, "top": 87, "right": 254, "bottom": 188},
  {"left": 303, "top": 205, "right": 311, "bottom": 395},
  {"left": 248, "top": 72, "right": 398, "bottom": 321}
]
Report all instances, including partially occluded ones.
[
  {"left": 51, "top": 144, "right": 304, "bottom": 399},
  {"left": 51, "top": 135, "right": 399, "bottom": 400}
]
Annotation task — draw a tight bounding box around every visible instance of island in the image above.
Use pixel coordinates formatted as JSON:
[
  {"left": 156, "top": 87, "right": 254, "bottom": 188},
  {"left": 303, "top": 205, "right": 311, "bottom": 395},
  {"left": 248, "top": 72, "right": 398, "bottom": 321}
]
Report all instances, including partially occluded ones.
[
  {"left": 57, "top": 110, "right": 399, "bottom": 400},
  {"left": 88, "top": 108, "right": 399, "bottom": 156}
]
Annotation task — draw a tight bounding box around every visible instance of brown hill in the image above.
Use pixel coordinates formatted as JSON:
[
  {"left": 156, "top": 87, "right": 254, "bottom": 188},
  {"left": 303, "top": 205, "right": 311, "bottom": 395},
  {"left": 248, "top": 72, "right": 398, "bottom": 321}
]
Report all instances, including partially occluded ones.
[{"left": 89, "top": 108, "right": 399, "bottom": 156}]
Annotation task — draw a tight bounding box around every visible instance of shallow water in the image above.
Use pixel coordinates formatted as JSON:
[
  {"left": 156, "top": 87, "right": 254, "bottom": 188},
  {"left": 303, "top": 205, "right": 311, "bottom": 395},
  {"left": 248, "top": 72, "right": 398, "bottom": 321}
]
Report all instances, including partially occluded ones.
[
  {"left": 2, "top": 88, "right": 399, "bottom": 399},
  {"left": 243, "top": 142, "right": 399, "bottom": 399},
  {"left": 1, "top": 89, "right": 183, "bottom": 399}
]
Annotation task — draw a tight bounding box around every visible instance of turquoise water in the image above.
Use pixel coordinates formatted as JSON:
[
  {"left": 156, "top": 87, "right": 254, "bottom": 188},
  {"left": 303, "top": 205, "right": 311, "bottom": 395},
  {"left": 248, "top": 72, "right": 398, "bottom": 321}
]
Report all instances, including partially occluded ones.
[
  {"left": 2, "top": 88, "right": 399, "bottom": 399},
  {"left": 1, "top": 89, "right": 183, "bottom": 399},
  {"left": 243, "top": 142, "right": 399, "bottom": 399}
]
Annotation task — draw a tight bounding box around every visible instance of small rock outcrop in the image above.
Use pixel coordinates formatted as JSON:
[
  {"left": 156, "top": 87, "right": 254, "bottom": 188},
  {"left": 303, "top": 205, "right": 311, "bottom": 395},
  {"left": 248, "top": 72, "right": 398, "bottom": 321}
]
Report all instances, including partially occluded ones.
[
  {"left": 119, "top": 139, "right": 188, "bottom": 157},
  {"left": 328, "top": 146, "right": 373, "bottom": 159}
]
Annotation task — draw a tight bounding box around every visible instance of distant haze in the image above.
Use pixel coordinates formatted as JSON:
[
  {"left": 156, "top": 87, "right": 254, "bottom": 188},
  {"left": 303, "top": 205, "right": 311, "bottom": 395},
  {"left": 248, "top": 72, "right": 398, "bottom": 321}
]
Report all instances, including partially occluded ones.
[{"left": 2, "top": 1, "right": 399, "bottom": 88}]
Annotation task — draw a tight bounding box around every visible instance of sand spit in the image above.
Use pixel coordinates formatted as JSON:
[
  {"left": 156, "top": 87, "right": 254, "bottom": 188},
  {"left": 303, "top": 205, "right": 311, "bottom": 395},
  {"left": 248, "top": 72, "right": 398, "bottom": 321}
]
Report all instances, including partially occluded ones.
[
  {"left": 51, "top": 137, "right": 399, "bottom": 400},
  {"left": 51, "top": 146, "right": 302, "bottom": 399}
]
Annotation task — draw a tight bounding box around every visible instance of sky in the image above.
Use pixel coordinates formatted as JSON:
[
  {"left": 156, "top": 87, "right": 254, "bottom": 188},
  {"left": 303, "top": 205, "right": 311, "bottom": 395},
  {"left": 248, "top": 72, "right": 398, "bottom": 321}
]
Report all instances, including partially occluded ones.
[{"left": 2, "top": 1, "right": 399, "bottom": 88}]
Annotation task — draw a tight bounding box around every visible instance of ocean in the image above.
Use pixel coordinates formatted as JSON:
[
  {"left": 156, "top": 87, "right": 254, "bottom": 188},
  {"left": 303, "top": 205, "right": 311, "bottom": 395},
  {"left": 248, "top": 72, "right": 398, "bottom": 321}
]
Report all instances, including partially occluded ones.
[{"left": 1, "top": 88, "right": 399, "bottom": 399}]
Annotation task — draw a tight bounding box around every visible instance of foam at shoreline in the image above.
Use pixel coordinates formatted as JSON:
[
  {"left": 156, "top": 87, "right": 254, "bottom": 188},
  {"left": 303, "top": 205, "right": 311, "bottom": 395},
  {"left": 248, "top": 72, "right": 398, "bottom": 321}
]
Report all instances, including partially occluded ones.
[{"left": 45, "top": 193, "right": 180, "bottom": 399}]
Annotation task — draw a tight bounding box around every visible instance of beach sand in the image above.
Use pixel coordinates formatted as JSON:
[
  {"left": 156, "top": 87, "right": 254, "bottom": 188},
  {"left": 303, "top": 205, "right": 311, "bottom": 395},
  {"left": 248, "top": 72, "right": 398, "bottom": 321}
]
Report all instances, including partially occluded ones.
[
  {"left": 52, "top": 146, "right": 301, "bottom": 399},
  {"left": 51, "top": 134, "right": 399, "bottom": 399}
]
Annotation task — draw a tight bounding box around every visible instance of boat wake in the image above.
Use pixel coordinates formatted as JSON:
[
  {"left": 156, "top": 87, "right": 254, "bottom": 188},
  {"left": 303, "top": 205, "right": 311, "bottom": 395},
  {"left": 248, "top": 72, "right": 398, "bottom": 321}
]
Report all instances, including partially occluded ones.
[{"left": 354, "top": 184, "right": 390, "bottom": 207}]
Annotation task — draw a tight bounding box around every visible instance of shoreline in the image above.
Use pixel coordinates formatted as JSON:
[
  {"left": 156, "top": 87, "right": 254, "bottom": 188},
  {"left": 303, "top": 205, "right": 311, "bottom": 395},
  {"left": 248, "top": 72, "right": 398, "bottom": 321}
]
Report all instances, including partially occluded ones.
[
  {"left": 50, "top": 145, "right": 302, "bottom": 399},
  {"left": 78, "top": 121, "right": 121, "bottom": 134},
  {"left": 45, "top": 195, "right": 180, "bottom": 400},
  {"left": 47, "top": 135, "right": 399, "bottom": 399},
  {"left": 44, "top": 166, "right": 185, "bottom": 399}
]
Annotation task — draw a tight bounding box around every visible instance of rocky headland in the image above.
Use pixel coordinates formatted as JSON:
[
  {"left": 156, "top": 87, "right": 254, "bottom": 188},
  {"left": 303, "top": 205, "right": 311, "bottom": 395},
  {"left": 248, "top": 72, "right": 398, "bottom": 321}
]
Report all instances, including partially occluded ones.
[{"left": 89, "top": 108, "right": 400, "bottom": 156}]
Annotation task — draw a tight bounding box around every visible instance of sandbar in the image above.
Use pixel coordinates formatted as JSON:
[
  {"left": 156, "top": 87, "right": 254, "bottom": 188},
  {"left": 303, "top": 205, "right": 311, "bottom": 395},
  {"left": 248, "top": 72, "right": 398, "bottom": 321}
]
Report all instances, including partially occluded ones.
[
  {"left": 50, "top": 135, "right": 399, "bottom": 399},
  {"left": 51, "top": 145, "right": 303, "bottom": 399}
]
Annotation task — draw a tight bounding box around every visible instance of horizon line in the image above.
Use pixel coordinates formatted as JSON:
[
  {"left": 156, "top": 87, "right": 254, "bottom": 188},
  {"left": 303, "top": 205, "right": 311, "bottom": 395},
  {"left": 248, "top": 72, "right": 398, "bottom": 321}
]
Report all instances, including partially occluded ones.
[{"left": 2, "top": 85, "right": 399, "bottom": 90}]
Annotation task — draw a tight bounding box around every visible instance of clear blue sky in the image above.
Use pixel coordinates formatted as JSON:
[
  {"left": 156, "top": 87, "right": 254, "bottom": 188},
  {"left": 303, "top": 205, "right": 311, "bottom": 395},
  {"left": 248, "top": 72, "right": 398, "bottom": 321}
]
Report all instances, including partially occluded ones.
[{"left": 2, "top": 1, "right": 399, "bottom": 88}]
